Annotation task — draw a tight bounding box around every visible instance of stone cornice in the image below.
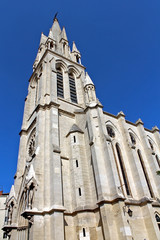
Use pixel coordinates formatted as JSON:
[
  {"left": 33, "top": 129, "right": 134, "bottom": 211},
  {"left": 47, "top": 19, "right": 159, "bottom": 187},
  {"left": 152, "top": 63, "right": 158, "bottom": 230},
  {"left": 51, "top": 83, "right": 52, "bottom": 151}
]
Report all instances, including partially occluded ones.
[
  {"left": 64, "top": 204, "right": 99, "bottom": 216},
  {"left": 124, "top": 196, "right": 153, "bottom": 206},
  {"left": 29, "top": 48, "right": 86, "bottom": 83},
  {"left": 84, "top": 102, "right": 103, "bottom": 112},
  {"left": 21, "top": 205, "right": 66, "bottom": 217},
  {"left": 58, "top": 97, "right": 84, "bottom": 110},
  {"left": 19, "top": 118, "right": 36, "bottom": 136}
]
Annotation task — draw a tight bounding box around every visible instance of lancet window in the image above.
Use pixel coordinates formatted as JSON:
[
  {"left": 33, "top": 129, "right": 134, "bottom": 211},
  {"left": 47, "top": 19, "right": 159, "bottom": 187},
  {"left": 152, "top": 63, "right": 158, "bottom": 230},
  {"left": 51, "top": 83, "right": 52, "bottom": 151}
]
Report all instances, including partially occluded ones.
[
  {"left": 107, "top": 126, "right": 115, "bottom": 138},
  {"left": 69, "top": 73, "right": 77, "bottom": 103},
  {"left": 137, "top": 149, "right": 154, "bottom": 198},
  {"left": 116, "top": 143, "right": 131, "bottom": 196},
  {"left": 155, "top": 213, "right": 160, "bottom": 230},
  {"left": 148, "top": 139, "right": 154, "bottom": 150},
  {"left": 5, "top": 201, "right": 14, "bottom": 226},
  {"left": 129, "top": 132, "right": 136, "bottom": 145},
  {"left": 156, "top": 155, "right": 160, "bottom": 168},
  {"left": 57, "top": 68, "right": 64, "bottom": 98}
]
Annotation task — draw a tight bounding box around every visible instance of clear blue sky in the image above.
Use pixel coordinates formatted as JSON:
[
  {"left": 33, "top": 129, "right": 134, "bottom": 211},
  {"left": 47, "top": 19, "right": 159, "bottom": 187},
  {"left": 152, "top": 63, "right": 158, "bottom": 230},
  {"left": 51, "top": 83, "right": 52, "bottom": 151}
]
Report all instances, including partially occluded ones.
[{"left": 0, "top": 0, "right": 160, "bottom": 193}]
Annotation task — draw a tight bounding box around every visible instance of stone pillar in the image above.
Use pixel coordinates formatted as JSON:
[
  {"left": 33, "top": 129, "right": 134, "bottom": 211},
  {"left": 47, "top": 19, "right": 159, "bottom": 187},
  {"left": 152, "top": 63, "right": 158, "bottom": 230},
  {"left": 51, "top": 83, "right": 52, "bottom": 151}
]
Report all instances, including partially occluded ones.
[
  {"left": 142, "top": 203, "right": 160, "bottom": 240},
  {"left": 136, "top": 119, "right": 160, "bottom": 197},
  {"left": 63, "top": 70, "right": 70, "bottom": 101},
  {"left": 117, "top": 112, "right": 147, "bottom": 198},
  {"left": 49, "top": 106, "right": 65, "bottom": 240},
  {"left": 50, "top": 58, "right": 57, "bottom": 103},
  {"left": 152, "top": 126, "right": 160, "bottom": 148},
  {"left": 86, "top": 106, "right": 110, "bottom": 200}
]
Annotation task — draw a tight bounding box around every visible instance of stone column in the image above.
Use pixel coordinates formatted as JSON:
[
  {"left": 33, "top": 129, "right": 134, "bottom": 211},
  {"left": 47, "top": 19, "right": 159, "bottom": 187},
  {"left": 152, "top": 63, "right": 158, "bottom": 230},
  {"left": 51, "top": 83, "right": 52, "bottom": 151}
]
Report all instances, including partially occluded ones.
[
  {"left": 49, "top": 106, "right": 64, "bottom": 240},
  {"left": 117, "top": 111, "right": 148, "bottom": 199},
  {"left": 136, "top": 119, "right": 160, "bottom": 197},
  {"left": 152, "top": 126, "right": 160, "bottom": 148},
  {"left": 86, "top": 105, "right": 110, "bottom": 200}
]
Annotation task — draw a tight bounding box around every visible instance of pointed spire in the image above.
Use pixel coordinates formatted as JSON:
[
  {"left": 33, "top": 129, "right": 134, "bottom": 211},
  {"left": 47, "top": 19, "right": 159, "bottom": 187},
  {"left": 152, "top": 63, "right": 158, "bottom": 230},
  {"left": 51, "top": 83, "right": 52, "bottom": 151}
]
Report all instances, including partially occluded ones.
[
  {"left": 8, "top": 185, "right": 15, "bottom": 200},
  {"left": 39, "top": 32, "right": 47, "bottom": 45},
  {"left": 72, "top": 41, "right": 80, "bottom": 53},
  {"left": 84, "top": 72, "right": 94, "bottom": 87},
  {"left": 51, "top": 17, "right": 61, "bottom": 40},
  {"left": 60, "top": 27, "right": 68, "bottom": 42},
  {"left": 48, "top": 28, "right": 54, "bottom": 39}
]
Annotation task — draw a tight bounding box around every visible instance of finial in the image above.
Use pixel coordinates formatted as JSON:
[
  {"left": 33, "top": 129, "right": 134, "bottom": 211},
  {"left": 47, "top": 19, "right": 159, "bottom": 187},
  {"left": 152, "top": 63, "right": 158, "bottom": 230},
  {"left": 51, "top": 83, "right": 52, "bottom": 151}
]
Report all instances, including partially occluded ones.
[
  {"left": 53, "top": 12, "right": 58, "bottom": 22},
  {"left": 117, "top": 111, "right": 125, "bottom": 118},
  {"left": 135, "top": 118, "right": 144, "bottom": 126},
  {"left": 152, "top": 126, "right": 159, "bottom": 133}
]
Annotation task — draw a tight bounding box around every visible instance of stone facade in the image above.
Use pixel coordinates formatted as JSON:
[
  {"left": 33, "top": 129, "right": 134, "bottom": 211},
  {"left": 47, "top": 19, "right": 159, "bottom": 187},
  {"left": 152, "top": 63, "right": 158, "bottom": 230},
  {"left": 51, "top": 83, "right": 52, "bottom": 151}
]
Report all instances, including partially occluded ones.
[
  {"left": 3, "top": 17, "right": 160, "bottom": 240},
  {"left": 0, "top": 191, "right": 8, "bottom": 239}
]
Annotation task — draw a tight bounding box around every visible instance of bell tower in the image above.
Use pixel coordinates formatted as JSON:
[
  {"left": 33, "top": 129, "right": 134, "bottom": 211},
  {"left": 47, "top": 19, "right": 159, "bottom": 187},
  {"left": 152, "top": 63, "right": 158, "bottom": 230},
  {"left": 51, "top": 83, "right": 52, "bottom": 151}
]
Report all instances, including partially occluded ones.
[
  {"left": 4, "top": 15, "right": 160, "bottom": 240},
  {"left": 3, "top": 17, "right": 101, "bottom": 240}
]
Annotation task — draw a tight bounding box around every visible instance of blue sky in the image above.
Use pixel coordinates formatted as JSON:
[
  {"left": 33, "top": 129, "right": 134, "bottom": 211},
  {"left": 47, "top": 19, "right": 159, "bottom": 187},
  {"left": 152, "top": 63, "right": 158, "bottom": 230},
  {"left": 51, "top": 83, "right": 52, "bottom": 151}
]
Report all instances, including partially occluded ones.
[{"left": 0, "top": 0, "right": 160, "bottom": 193}]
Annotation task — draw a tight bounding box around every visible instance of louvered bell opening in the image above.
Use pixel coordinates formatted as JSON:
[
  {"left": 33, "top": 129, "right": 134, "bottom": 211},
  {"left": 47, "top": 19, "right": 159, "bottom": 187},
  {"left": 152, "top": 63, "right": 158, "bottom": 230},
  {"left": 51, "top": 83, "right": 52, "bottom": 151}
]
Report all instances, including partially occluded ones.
[
  {"left": 57, "top": 71, "right": 64, "bottom": 98},
  {"left": 69, "top": 75, "right": 77, "bottom": 103}
]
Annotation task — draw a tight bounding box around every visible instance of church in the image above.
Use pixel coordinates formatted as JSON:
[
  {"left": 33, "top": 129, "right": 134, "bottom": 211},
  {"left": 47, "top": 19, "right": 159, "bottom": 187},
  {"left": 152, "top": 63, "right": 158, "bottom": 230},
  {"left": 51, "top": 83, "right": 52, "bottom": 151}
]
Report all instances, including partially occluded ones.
[{"left": 2, "top": 17, "right": 160, "bottom": 240}]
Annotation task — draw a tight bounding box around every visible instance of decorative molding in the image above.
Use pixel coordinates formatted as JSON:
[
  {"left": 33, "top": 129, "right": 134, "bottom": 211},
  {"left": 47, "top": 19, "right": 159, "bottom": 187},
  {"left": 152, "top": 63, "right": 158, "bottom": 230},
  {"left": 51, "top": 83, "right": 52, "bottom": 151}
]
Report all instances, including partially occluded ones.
[{"left": 53, "top": 144, "right": 61, "bottom": 153}]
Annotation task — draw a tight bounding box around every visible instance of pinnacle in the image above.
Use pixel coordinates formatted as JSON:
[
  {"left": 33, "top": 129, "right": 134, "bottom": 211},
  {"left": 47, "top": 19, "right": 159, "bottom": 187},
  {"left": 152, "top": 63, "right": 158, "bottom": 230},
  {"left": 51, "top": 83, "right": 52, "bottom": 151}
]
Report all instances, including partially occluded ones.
[
  {"left": 117, "top": 111, "right": 125, "bottom": 118},
  {"left": 84, "top": 72, "right": 94, "bottom": 86},
  {"left": 48, "top": 29, "right": 54, "bottom": 39},
  {"left": 72, "top": 41, "right": 80, "bottom": 53},
  {"left": 39, "top": 32, "right": 47, "bottom": 45},
  {"left": 51, "top": 17, "right": 61, "bottom": 40},
  {"left": 60, "top": 27, "right": 68, "bottom": 41}
]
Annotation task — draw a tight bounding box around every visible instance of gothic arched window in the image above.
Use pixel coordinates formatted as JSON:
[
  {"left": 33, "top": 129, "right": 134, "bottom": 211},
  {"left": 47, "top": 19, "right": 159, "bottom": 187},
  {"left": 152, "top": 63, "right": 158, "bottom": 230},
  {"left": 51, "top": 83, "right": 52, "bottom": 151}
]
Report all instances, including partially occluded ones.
[
  {"left": 137, "top": 149, "right": 154, "bottom": 198},
  {"left": 107, "top": 126, "right": 115, "bottom": 138},
  {"left": 155, "top": 213, "right": 160, "bottom": 230},
  {"left": 156, "top": 155, "right": 160, "bottom": 168},
  {"left": 129, "top": 132, "right": 136, "bottom": 145},
  {"left": 116, "top": 143, "right": 131, "bottom": 196},
  {"left": 69, "top": 73, "right": 77, "bottom": 103},
  {"left": 57, "top": 68, "right": 64, "bottom": 98},
  {"left": 148, "top": 139, "right": 154, "bottom": 150}
]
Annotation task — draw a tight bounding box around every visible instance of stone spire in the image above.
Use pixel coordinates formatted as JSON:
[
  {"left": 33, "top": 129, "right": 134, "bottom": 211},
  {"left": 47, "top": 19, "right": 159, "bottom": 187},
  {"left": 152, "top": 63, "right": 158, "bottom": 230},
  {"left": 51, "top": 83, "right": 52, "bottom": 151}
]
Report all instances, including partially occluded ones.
[
  {"left": 40, "top": 32, "right": 47, "bottom": 45},
  {"left": 48, "top": 29, "right": 54, "bottom": 40},
  {"left": 51, "top": 17, "right": 61, "bottom": 40},
  {"left": 84, "top": 72, "right": 96, "bottom": 104},
  {"left": 72, "top": 41, "right": 80, "bottom": 54},
  {"left": 60, "top": 27, "right": 68, "bottom": 42},
  {"left": 84, "top": 72, "right": 94, "bottom": 87},
  {"left": 71, "top": 41, "right": 81, "bottom": 63}
]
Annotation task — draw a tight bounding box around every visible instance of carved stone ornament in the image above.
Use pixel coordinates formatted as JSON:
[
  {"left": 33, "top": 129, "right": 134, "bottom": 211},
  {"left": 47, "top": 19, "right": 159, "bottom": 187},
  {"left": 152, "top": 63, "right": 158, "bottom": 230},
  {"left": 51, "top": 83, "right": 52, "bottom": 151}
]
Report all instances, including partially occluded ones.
[{"left": 28, "top": 132, "right": 36, "bottom": 157}]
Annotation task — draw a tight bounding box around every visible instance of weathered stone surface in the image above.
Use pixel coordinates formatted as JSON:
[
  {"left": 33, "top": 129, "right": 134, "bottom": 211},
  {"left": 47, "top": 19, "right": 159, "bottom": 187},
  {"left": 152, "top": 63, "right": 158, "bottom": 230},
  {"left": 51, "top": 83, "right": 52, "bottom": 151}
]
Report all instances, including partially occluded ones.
[{"left": 3, "top": 16, "right": 160, "bottom": 240}]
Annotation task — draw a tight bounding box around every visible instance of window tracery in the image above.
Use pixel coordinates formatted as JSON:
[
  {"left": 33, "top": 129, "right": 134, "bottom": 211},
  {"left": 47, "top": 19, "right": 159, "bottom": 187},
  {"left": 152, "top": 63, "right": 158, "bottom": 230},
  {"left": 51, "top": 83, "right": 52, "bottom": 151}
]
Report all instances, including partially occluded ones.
[
  {"left": 155, "top": 213, "right": 160, "bottom": 230},
  {"left": 129, "top": 132, "right": 136, "bottom": 145},
  {"left": 116, "top": 143, "right": 131, "bottom": 196},
  {"left": 137, "top": 149, "right": 154, "bottom": 198},
  {"left": 57, "top": 67, "right": 64, "bottom": 98},
  {"left": 28, "top": 132, "right": 36, "bottom": 158},
  {"left": 107, "top": 126, "right": 115, "bottom": 138},
  {"left": 148, "top": 139, "right": 154, "bottom": 150},
  {"left": 69, "top": 73, "right": 77, "bottom": 103}
]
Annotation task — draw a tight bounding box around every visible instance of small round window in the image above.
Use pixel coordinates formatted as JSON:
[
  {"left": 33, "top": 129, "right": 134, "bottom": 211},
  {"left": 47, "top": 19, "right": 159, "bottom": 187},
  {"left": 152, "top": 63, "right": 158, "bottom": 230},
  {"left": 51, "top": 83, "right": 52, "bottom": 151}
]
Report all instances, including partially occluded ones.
[
  {"left": 28, "top": 131, "right": 36, "bottom": 157},
  {"left": 107, "top": 126, "right": 115, "bottom": 138},
  {"left": 129, "top": 132, "right": 136, "bottom": 145}
]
